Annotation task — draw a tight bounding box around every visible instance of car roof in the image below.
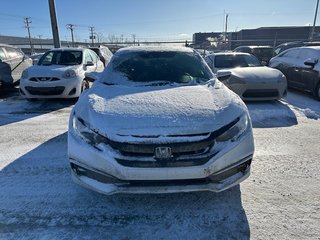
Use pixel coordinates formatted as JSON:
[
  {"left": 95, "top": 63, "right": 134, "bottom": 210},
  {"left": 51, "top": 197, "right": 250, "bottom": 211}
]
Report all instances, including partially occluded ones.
[
  {"left": 210, "top": 52, "right": 252, "bottom": 57},
  {"left": 116, "top": 46, "right": 194, "bottom": 55},
  {"left": 49, "top": 47, "right": 86, "bottom": 52},
  {"left": 0, "top": 43, "right": 19, "bottom": 48},
  {"left": 236, "top": 45, "right": 273, "bottom": 49},
  {"left": 298, "top": 46, "right": 320, "bottom": 51}
]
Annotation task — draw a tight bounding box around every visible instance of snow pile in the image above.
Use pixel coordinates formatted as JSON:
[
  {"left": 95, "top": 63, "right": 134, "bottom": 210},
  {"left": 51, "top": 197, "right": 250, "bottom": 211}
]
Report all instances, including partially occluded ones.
[{"left": 247, "top": 101, "right": 298, "bottom": 128}]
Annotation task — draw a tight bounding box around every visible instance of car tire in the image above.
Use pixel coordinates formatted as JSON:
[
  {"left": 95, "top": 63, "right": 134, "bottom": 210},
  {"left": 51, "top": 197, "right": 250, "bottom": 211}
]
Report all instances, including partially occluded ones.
[
  {"left": 81, "top": 79, "right": 90, "bottom": 93},
  {"left": 314, "top": 83, "right": 320, "bottom": 100}
]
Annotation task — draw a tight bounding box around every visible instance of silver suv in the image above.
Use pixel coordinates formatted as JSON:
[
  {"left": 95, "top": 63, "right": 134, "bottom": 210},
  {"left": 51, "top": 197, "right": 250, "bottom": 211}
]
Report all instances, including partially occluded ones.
[{"left": 0, "top": 44, "right": 32, "bottom": 88}]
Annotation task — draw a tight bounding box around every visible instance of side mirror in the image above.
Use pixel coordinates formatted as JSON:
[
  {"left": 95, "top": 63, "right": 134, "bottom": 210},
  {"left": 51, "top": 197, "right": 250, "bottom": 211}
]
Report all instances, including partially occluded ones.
[
  {"left": 84, "top": 72, "right": 100, "bottom": 82},
  {"left": 85, "top": 61, "right": 94, "bottom": 67},
  {"left": 216, "top": 70, "right": 231, "bottom": 81},
  {"left": 304, "top": 58, "right": 317, "bottom": 68},
  {"left": 261, "top": 61, "right": 267, "bottom": 66}
]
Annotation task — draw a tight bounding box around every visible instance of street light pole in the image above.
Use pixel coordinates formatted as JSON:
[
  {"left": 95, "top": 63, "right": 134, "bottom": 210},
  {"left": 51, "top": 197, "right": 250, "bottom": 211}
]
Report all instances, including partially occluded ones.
[
  {"left": 48, "top": 0, "right": 61, "bottom": 48},
  {"left": 310, "top": 0, "right": 320, "bottom": 41}
]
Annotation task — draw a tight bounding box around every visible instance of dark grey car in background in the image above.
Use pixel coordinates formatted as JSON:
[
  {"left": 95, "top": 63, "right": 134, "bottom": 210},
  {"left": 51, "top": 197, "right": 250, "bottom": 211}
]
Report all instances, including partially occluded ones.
[
  {"left": 0, "top": 43, "right": 32, "bottom": 88},
  {"left": 269, "top": 46, "right": 320, "bottom": 100},
  {"left": 234, "top": 46, "right": 274, "bottom": 65}
]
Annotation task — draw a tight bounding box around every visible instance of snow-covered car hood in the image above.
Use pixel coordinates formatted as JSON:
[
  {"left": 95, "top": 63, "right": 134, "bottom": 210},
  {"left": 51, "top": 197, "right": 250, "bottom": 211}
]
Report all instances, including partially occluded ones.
[
  {"left": 26, "top": 65, "right": 81, "bottom": 77},
  {"left": 73, "top": 80, "right": 247, "bottom": 141},
  {"left": 227, "top": 66, "right": 283, "bottom": 83}
]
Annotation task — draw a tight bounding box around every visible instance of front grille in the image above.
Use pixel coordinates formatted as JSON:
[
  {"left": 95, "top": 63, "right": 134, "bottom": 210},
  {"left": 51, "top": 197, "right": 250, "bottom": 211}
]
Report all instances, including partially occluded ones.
[
  {"left": 29, "top": 77, "right": 60, "bottom": 82},
  {"left": 25, "top": 86, "right": 65, "bottom": 95},
  {"left": 108, "top": 118, "right": 239, "bottom": 168},
  {"left": 242, "top": 89, "right": 279, "bottom": 98}
]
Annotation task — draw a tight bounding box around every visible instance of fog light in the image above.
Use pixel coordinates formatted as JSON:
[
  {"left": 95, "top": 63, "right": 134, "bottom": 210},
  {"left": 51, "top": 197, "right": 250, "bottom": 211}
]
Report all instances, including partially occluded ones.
[{"left": 68, "top": 88, "right": 76, "bottom": 95}]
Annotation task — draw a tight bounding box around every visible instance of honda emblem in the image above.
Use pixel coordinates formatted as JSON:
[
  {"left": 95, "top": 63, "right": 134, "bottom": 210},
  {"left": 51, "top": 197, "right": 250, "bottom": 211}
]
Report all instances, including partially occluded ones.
[{"left": 154, "top": 146, "right": 172, "bottom": 159}]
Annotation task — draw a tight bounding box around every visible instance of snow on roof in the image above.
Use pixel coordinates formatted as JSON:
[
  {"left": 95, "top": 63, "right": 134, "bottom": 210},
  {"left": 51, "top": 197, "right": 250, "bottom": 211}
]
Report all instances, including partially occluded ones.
[
  {"left": 212, "top": 52, "right": 251, "bottom": 56},
  {"left": 116, "top": 46, "right": 194, "bottom": 55},
  {"left": 49, "top": 47, "right": 86, "bottom": 52}
]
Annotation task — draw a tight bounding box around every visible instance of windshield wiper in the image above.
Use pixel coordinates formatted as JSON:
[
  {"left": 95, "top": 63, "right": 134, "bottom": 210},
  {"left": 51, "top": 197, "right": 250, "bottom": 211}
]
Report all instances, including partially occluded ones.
[
  {"left": 144, "top": 81, "right": 171, "bottom": 86},
  {"left": 102, "top": 82, "right": 116, "bottom": 86}
]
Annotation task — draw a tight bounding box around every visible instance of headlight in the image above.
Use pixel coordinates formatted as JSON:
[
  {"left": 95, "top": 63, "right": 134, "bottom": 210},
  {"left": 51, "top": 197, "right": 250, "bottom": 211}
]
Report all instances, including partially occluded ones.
[
  {"left": 72, "top": 115, "right": 106, "bottom": 146},
  {"left": 278, "top": 74, "right": 287, "bottom": 83},
  {"left": 21, "top": 69, "right": 29, "bottom": 79},
  {"left": 216, "top": 114, "right": 249, "bottom": 142},
  {"left": 63, "top": 69, "right": 77, "bottom": 78}
]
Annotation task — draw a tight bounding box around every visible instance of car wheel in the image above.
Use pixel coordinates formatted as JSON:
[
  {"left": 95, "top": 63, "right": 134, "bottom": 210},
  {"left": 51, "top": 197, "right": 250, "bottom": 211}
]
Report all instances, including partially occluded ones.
[
  {"left": 81, "top": 79, "right": 90, "bottom": 93},
  {"left": 314, "top": 83, "right": 320, "bottom": 100}
]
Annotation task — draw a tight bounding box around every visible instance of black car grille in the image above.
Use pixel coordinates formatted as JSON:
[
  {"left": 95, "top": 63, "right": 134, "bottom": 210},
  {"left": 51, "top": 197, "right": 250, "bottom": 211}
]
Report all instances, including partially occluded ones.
[
  {"left": 25, "top": 86, "right": 65, "bottom": 95},
  {"left": 29, "top": 77, "right": 61, "bottom": 82},
  {"left": 242, "top": 89, "right": 279, "bottom": 98},
  {"left": 107, "top": 118, "right": 239, "bottom": 168}
]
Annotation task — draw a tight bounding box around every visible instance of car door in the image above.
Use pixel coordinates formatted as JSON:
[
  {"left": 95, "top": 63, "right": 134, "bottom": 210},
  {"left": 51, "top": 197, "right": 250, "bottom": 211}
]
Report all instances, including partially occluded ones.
[
  {"left": 84, "top": 50, "right": 97, "bottom": 73},
  {"left": 88, "top": 50, "right": 104, "bottom": 72},
  {"left": 4, "top": 46, "right": 23, "bottom": 83},
  {"left": 296, "top": 48, "right": 319, "bottom": 92},
  {"left": 0, "top": 47, "right": 13, "bottom": 85},
  {"left": 15, "top": 49, "right": 31, "bottom": 81},
  {"left": 272, "top": 49, "right": 300, "bottom": 88}
]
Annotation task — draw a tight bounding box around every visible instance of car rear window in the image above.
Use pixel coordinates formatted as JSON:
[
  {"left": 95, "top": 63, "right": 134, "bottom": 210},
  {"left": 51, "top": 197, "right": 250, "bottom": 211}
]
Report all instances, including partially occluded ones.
[{"left": 214, "top": 54, "right": 261, "bottom": 68}]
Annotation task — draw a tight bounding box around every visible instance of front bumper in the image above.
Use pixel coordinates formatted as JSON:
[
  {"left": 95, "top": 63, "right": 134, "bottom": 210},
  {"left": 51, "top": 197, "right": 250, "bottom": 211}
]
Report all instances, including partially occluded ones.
[
  {"left": 19, "top": 76, "right": 82, "bottom": 98},
  {"left": 70, "top": 156, "right": 252, "bottom": 195},
  {"left": 68, "top": 126, "right": 254, "bottom": 195},
  {"left": 228, "top": 81, "right": 287, "bottom": 101}
]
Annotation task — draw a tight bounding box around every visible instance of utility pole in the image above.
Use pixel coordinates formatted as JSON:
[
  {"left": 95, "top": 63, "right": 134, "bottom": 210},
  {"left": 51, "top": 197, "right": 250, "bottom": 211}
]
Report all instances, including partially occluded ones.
[
  {"left": 310, "top": 0, "right": 320, "bottom": 41},
  {"left": 24, "top": 17, "right": 34, "bottom": 55},
  {"left": 225, "top": 13, "right": 229, "bottom": 43},
  {"left": 48, "top": 0, "right": 61, "bottom": 48},
  {"left": 38, "top": 35, "right": 43, "bottom": 49},
  {"left": 66, "top": 24, "right": 75, "bottom": 47},
  {"left": 132, "top": 34, "right": 136, "bottom": 46},
  {"left": 89, "top": 27, "right": 95, "bottom": 46}
]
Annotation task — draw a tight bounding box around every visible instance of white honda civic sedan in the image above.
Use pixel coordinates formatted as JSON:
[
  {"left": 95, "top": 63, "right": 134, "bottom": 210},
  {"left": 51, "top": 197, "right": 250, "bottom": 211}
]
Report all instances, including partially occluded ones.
[
  {"left": 20, "top": 48, "right": 104, "bottom": 99},
  {"left": 68, "top": 46, "right": 255, "bottom": 195}
]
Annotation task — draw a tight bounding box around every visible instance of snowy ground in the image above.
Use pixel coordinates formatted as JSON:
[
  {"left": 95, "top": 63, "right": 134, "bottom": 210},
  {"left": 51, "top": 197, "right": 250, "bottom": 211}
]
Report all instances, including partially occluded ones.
[{"left": 0, "top": 88, "right": 319, "bottom": 239}]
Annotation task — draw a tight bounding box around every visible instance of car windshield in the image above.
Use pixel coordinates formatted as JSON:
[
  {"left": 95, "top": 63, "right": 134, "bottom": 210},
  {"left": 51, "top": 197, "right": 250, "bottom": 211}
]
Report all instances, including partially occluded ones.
[
  {"left": 215, "top": 54, "right": 261, "bottom": 68},
  {"left": 107, "top": 50, "right": 213, "bottom": 85},
  {"left": 38, "top": 50, "right": 82, "bottom": 66}
]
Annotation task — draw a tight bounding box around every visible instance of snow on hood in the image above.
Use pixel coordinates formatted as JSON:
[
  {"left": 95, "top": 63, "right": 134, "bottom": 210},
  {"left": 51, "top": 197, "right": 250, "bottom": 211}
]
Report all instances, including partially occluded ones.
[
  {"left": 26, "top": 65, "right": 81, "bottom": 77},
  {"left": 73, "top": 80, "right": 247, "bottom": 141},
  {"left": 229, "top": 66, "right": 284, "bottom": 82}
]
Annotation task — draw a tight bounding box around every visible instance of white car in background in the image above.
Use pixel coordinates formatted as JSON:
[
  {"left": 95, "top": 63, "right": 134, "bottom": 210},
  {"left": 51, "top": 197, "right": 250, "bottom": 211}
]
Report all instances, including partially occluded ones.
[
  {"left": 204, "top": 52, "right": 287, "bottom": 101},
  {"left": 20, "top": 48, "right": 104, "bottom": 99},
  {"left": 68, "top": 46, "right": 255, "bottom": 195}
]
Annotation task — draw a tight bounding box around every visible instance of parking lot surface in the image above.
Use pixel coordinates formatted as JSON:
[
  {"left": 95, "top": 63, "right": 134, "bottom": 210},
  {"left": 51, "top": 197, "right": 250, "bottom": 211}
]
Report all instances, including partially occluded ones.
[{"left": 0, "top": 88, "right": 319, "bottom": 239}]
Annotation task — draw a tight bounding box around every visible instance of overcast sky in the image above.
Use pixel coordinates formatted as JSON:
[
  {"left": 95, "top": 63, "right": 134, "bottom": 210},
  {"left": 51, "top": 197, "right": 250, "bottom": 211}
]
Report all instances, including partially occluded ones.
[{"left": 0, "top": 0, "right": 318, "bottom": 42}]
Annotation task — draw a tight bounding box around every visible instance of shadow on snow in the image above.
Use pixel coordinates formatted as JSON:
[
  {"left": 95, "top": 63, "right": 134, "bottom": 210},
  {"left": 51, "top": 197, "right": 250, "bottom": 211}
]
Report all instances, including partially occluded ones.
[
  {"left": 0, "top": 132, "right": 250, "bottom": 239},
  {"left": 0, "top": 88, "right": 75, "bottom": 126}
]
